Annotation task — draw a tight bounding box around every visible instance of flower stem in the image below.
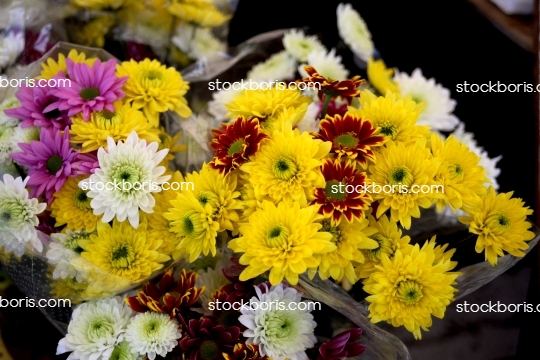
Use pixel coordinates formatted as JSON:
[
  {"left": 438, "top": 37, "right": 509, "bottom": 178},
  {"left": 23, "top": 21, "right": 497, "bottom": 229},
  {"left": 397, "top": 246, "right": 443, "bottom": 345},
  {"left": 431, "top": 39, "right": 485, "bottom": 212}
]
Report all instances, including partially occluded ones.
[{"left": 320, "top": 93, "right": 332, "bottom": 119}]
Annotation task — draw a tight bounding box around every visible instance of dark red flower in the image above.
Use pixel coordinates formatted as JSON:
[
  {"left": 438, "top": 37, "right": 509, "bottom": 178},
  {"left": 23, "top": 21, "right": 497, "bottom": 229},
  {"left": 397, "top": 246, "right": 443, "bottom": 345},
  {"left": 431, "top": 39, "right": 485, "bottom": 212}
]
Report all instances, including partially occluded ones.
[
  {"left": 310, "top": 159, "right": 372, "bottom": 224},
  {"left": 314, "top": 112, "right": 384, "bottom": 167},
  {"left": 178, "top": 316, "right": 241, "bottom": 360},
  {"left": 298, "top": 66, "right": 365, "bottom": 102},
  {"left": 125, "top": 269, "right": 204, "bottom": 318},
  {"left": 223, "top": 344, "right": 268, "bottom": 360},
  {"left": 210, "top": 116, "right": 268, "bottom": 175},
  {"left": 318, "top": 328, "right": 365, "bottom": 360}
]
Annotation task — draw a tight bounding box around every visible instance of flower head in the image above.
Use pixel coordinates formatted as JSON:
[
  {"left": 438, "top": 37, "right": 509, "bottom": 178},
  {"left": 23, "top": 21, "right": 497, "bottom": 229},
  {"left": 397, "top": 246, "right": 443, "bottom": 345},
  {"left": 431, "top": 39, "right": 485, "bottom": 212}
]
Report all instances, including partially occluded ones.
[
  {"left": 47, "top": 59, "right": 128, "bottom": 121},
  {"left": 168, "top": 0, "right": 231, "bottom": 27},
  {"left": 247, "top": 50, "right": 297, "bottom": 82},
  {"left": 11, "top": 127, "right": 95, "bottom": 203},
  {"left": 299, "top": 65, "right": 363, "bottom": 102},
  {"left": 210, "top": 116, "right": 268, "bottom": 175},
  {"left": 0, "top": 124, "right": 15, "bottom": 165},
  {"left": 459, "top": 187, "right": 535, "bottom": 266},
  {"left": 337, "top": 3, "right": 374, "bottom": 62},
  {"left": 173, "top": 22, "right": 227, "bottom": 61},
  {"left": 125, "top": 312, "right": 182, "bottom": 360},
  {"left": 39, "top": 49, "right": 97, "bottom": 79},
  {"left": 46, "top": 230, "right": 91, "bottom": 282},
  {"left": 239, "top": 283, "right": 317, "bottom": 360},
  {"left": 81, "top": 131, "right": 170, "bottom": 229},
  {"left": 0, "top": 96, "right": 21, "bottom": 126},
  {"left": 363, "top": 242, "right": 460, "bottom": 339},
  {"left": 229, "top": 201, "right": 336, "bottom": 285},
  {"left": 367, "top": 58, "right": 398, "bottom": 95},
  {"left": 314, "top": 112, "right": 384, "bottom": 167},
  {"left": 79, "top": 218, "right": 170, "bottom": 283},
  {"left": 57, "top": 296, "right": 133, "bottom": 360},
  {"left": 318, "top": 328, "right": 365, "bottom": 360},
  {"left": 299, "top": 50, "right": 349, "bottom": 82},
  {"left": 224, "top": 343, "right": 267, "bottom": 360},
  {"left": 0, "top": 174, "right": 46, "bottom": 256},
  {"left": 283, "top": 29, "right": 326, "bottom": 62},
  {"left": 117, "top": 59, "right": 192, "bottom": 126}
]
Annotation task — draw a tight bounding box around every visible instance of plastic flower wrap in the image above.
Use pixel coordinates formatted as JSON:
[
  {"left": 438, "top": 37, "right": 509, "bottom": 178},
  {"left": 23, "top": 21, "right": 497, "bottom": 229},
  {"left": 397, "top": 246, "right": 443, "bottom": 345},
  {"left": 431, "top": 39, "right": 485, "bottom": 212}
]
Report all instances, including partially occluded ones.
[{"left": 0, "top": 43, "right": 194, "bottom": 325}]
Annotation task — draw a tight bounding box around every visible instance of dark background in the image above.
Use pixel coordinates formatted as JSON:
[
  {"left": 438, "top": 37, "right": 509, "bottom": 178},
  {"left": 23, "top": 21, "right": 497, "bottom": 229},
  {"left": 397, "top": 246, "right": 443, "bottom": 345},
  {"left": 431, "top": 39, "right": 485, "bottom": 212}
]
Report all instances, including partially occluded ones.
[{"left": 1, "top": 1, "right": 539, "bottom": 359}]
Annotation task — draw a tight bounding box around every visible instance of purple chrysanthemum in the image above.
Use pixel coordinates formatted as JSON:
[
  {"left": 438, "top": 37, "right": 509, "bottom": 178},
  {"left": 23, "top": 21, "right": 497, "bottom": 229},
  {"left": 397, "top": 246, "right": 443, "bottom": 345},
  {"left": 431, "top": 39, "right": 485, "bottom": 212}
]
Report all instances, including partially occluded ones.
[
  {"left": 4, "top": 84, "right": 70, "bottom": 129},
  {"left": 318, "top": 328, "right": 365, "bottom": 360},
  {"left": 10, "top": 127, "right": 97, "bottom": 203},
  {"left": 44, "top": 59, "right": 127, "bottom": 121}
]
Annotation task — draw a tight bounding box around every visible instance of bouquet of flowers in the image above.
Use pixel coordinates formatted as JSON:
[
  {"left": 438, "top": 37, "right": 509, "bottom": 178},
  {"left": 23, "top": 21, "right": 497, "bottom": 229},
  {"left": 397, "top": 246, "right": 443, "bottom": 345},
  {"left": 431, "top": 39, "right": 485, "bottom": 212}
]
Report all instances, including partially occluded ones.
[{"left": 0, "top": 42, "right": 194, "bottom": 312}]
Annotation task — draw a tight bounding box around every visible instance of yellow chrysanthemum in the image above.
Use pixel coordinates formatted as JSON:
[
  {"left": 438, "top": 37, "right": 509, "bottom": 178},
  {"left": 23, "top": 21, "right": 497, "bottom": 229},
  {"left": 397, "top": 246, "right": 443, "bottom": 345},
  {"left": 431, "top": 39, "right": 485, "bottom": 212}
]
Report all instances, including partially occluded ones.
[
  {"left": 146, "top": 171, "right": 186, "bottom": 257},
  {"left": 48, "top": 272, "right": 87, "bottom": 305},
  {"left": 164, "top": 190, "right": 221, "bottom": 262},
  {"left": 226, "top": 88, "right": 311, "bottom": 120},
  {"left": 79, "top": 218, "right": 170, "bottom": 282},
  {"left": 71, "top": 14, "right": 117, "bottom": 48},
  {"left": 39, "top": 49, "right": 97, "bottom": 80},
  {"left": 308, "top": 217, "right": 378, "bottom": 284},
  {"left": 70, "top": 101, "right": 160, "bottom": 153},
  {"left": 116, "top": 59, "right": 192, "bottom": 127},
  {"left": 185, "top": 164, "right": 243, "bottom": 233},
  {"left": 367, "top": 58, "right": 399, "bottom": 95},
  {"left": 241, "top": 126, "right": 331, "bottom": 205},
  {"left": 431, "top": 133, "right": 488, "bottom": 212},
  {"left": 363, "top": 242, "right": 460, "bottom": 339},
  {"left": 70, "top": 0, "right": 134, "bottom": 10},
  {"left": 458, "top": 186, "right": 535, "bottom": 266},
  {"left": 167, "top": 0, "right": 231, "bottom": 27},
  {"left": 356, "top": 214, "right": 412, "bottom": 279},
  {"left": 157, "top": 128, "right": 187, "bottom": 169},
  {"left": 228, "top": 201, "right": 336, "bottom": 285},
  {"left": 350, "top": 90, "right": 429, "bottom": 146},
  {"left": 50, "top": 175, "right": 101, "bottom": 232},
  {"left": 368, "top": 138, "right": 441, "bottom": 229},
  {"left": 418, "top": 236, "right": 458, "bottom": 270},
  {"left": 261, "top": 103, "right": 309, "bottom": 134}
]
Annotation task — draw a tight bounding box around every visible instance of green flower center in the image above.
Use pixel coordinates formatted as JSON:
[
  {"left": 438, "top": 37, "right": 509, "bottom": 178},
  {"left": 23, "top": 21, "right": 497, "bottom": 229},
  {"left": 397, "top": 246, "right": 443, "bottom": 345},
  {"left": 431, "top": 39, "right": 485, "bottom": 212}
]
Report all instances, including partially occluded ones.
[
  {"left": 379, "top": 122, "right": 398, "bottom": 137},
  {"left": 96, "top": 110, "right": 121, "bottom": 125},
  {"left": 80, "top": 87, "right": 101, "bottom": 101},
  {"left": 200, "top": 340, "right": 219, "bottom": 360},
  {"left": 0, "top": 200, "right": 23, "bottom": 225},
  {"left": 228, "top": 139, "right": 245, "bottom": 156},
  {"left": 320, "top": 219, "right": 342, "bottom": 245},
  {"left": 197, "top": 191, "right": 219, "bottom": 208},
  {"left": 333, "top": 133, "right": 359, "bottom": 149},
  {"left": 486, "top": 212, "right": 511, "bottom": 234},
  {"left": 111, "top": 163, "right": 144, "bottom": 192},
  {"left": 109, "top": 342, "right": 132, "bottom": 360},
  {"left": 144, "top": 70, "right": 163, "bottom": 81},
  {"left": 66, "top": 234, "right": 87, "bottom": 254},
  {"left": 388, "top": 166, "right": 413, "bottom": 186},
  {"left": 448, "top": 162, "right": 464, "bottom": 181},
  {"left": 110, "top": 244, "right": 135, "bottom": 269},
  {"left": 73, "top": 189, "right": 91, "bottom": 210},
  {"left": 367, "top": 234, "right": 394, "bottom": 262},
  {"left": 324, "top": 180, "right": 347, "bottom": 201},
  {"left": 1, "top": 211, "right": 11, "bottom": 222},
  {"left": 181, "top": 211, "right": 204, "bottom": 237},
  {"left": 266, "top": 225, "right": 290, "bottom": 248},
  {"left": 87, "top": 317, "right": 114, "bottom": 342},
  {"left": 144, "top": 319, "right": 160, "bottom": 336},
  {"left": 266, "top": 313, "right": 294, "bottom": 339},
  {"left": 46, "top": 155, "right": 63, "bottom": 175},
  {"left": 273, "top": 156, "right": 298, "bottom": 180},
  {"left": 397, "top": 280, "right": 423, "bottom": 305}
]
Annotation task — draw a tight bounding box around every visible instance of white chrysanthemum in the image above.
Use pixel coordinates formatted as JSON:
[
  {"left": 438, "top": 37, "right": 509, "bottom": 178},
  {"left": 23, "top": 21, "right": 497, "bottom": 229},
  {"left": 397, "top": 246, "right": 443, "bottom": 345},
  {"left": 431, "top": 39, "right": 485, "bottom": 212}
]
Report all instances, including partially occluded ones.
[
  {"left": 0, "top": 97, "right": 21, "bottom": 126},
  {"left": 337, "top": 3, "right": 374, "bottom": 62},
  {"left": 394, "top": 68, "right": 459, "bottom": 131},
  {"left": 283, "top": 29, "right": 326, "bottom": 63},
  {"left": 0, "top": 32, "right": 24, "bottom": 70},
  {"left": 172, "top": 23, "right": 226, "bottom": 61},
  {"left": 299, "top": 49, "right": 349, "bottom": 81},
  {"left": 239, "top": 283, "right": 317, "bottom": 360},
  {"left": 125, "top": 312, "right": 182, "bottom": 360},
  {"left": 247, "top": 50, "right": 297, "bottom": 82},
  {"left": 11, "top": 124, "right": 40, "bottom": 153},
  {"left": 207, "top": 87, "right": 243, "bottom": 120},
  {"left": 109, "top": 341, "right": 141, "bottom": 360},
  {"left": 196, "top": 260, "right": 230, "bottom": 313},
  {"left": 57, "top": 296, "right": 133, "bottom": 360},
  {"left": 0, "top": 174, "right": 46, "bottom": 256},
  {"left": 80, "top": 131, "right": 170, "bottom": 229},
  {"left": 0, "top": 124, "right": 15, "bottom": 165},
  {"left": 46, "top": 230, "right": 91, "bottom": 282},
  {"left": 297, "top": 101, "right": 321, "bottom": 134},
  {"left": 451, "top": 122, "right": 502, "bottom": 189}
]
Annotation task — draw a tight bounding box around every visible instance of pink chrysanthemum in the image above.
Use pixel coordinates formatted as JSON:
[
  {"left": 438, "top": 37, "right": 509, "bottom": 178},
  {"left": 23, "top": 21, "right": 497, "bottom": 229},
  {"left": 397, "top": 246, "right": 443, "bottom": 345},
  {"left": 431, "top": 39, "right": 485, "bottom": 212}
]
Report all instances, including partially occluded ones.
[
  {"left": 11, "top": 128, "right": 97, "bottom": 203},
  {"left": 4, "top": 85, "right": 70, "bottom": 129},
  {"left": 45, "top": 59, "right": 127, "bottom": 121}
]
